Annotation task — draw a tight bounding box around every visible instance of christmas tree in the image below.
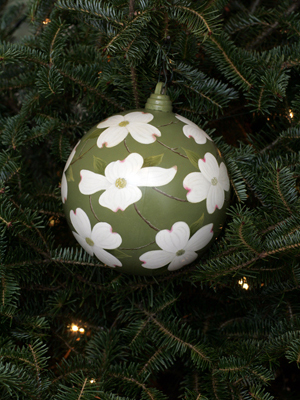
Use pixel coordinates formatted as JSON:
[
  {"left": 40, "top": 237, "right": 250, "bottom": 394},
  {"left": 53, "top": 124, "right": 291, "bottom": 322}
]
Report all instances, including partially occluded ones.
[{"left": 1, "top": 0, "right": 300, "bottom": 398}]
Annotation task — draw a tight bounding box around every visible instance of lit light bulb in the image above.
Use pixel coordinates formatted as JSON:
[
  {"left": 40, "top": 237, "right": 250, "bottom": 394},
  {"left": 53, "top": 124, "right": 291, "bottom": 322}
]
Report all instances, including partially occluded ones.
[
  {"left": 79, "top": 328, "right": 85, "bottom": 333},
  {"left": 238, "top": 277, "right": 249, "bottom": 290},
  {"left": 289, "top": 110, "right": 294, "bottom": 119},
  {"left": 90, "top": 379, "right": 95, "bottom": 384},
  {"left": 71, "top": 324, "right": 79, "bottom": 332},
  {"left": 43, "top": 18, "right": 51, "bottom": 25}
]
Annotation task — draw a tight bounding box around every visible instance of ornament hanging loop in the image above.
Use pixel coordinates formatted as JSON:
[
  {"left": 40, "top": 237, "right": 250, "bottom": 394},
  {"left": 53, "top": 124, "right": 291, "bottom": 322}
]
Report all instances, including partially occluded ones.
[
  {"left": 155, "top": 81, "right": 166, "bottom": 95},
  {"left": 145, "top": 82, "right": 172, "bottom": 112}
]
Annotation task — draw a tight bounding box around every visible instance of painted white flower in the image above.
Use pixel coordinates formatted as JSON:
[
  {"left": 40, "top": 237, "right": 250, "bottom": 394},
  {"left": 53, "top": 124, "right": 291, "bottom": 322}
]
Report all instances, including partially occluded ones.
[
  {"left": 140, "top": 221, "right": 213, "bottom": 271},
  {"left": 79, "top": 153, "right": 177, "bottom": 212},
  {"left": 96, "top": 112, "right": 161, "bottom": 148},
  {"left": 70, "top": 208, "right": 122, "bottom": 267},
  {"left": 183, "top": 152, "right": 230, "bottom": 214},
  {"left": 175, "top": 114, "right": 212, "bottom": 144},
  {"left": 61, "top": 141, "right": 80, "bottom": 204}
]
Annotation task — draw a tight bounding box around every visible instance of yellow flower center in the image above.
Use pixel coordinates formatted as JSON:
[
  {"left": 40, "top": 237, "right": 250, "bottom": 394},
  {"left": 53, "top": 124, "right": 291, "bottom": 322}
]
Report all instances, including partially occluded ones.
[
  {"left": 85, "top": 237, "right": 94, "bottom": 246},
  {"left": 119, "top": 120, "right": 130, "bottom": 127},
  {"left": 115, "top": 178, "right": 127, "bottom": 189},
  {"left": 211, "top": 177, "right": 218, "bottom": 186},
  {"left": 176, "top": 249, "right": 185, "bottom": 256}
]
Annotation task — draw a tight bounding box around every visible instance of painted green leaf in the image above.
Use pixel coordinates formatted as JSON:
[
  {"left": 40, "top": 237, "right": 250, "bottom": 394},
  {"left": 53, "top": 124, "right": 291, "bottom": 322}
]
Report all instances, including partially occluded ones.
[
  {"left": 93, "top": 156, "right": 107, "bottom": 175},
  {"left": 142, "top": 154, "right": 164, "bottom": 168},
  {"left": 65, "top": 166, "right": 74, "bottom": 182},
  {"left": 190, "top": 213, "right": 205, "bottom": 237},
  {"left": 182, "top": 148, "right": 200, "bottom": 169},
  {"left": 110, "top": 249, "right": 132, "bottom": 259},
  {"left": 84, "top": 128, "right": 101, "bottom": 140}
]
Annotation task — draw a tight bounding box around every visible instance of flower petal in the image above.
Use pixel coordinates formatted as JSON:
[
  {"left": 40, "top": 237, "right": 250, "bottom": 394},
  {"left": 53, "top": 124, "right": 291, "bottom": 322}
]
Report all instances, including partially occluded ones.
[
  {"left": 131, "top": 166, "right": 177, "bottom": 187},
  {"left": 79, "top": 170, "right": 111, "bottom": 195},
  {"left": 167, "top": 251, "right": 198, "bottom": 271},
  {"left": 97, "top": 115, "right": 125, "bottom": 129},
  {"left": 93, "top": 247, "right": 122, "bottom": 267},
  {"left": 156, "top": 221, "right": 190, "bottom": 253},
  {"left": 72, "top": 231, "right": 93, "bottom": 256},
  {"left": 183, "top": 172, "right": 210, "bottom": 203},
  {"left": 183, "top": 124, "right": 211, "bottom": 144},
  {"left": 218, "top": 162, "right": 230, "bottom": 192},
  {"left": 198, "top": 153, "right": 219, "bottom": 181},
  {"left": 126, "top": 111, "right": 154, "bottom": 123},
  {"left": 185, "top": 223, "right": 214, "bottom": 252},
  {"left": 105, "top": 153, "right": 144, "bottom": 182},
  {"left": 70, "top": 208, "right": 91, "bottom": 238},
  {"left": 91, "top": 222, "right": 122, "bottom": 249},
  {"left": 65, "top": 143, "right": 78, "bottom": 170},
  {"left": 140, "top": 250, "right": 174, "bottom": 269},
  {"left": 175, "top": 114, "right": 195, "bottom": 125},
  {"left": 61, "top": 173, "right": 67, "bottom": 204},
  {"left": 206, "top": 185, "right": 224, "bottom": 214},
  {"left": 97, "top": 126, "right": 128, "bottom": 148},
  {"left": 129, "top": 123, "right": 161, "bottom": 144},
  {"left": 99, "top": 185, "right": 142, "bottom": 212}
]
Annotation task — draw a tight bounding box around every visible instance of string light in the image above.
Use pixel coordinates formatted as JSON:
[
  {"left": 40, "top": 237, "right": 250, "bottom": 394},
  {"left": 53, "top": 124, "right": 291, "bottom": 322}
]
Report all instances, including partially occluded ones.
[
  {"left": 238, "top": 277, "right": 249, "bottom": 290},
  {"left": 90, "top": 379, "right": 96, "bottom": 384},
  {"left": 71, "top": 324, "right": 79, "bottom": 332},
  {"left": 48, "top": 216, "right": 60, "bottom": 227},
  {"left": 289, "top": 109, "right": 294, "bottom": 119},
  {"left": 70, "top": 323, "right": 85, "bottom": 333},
  {"left": 43, "top": 18, "right": 51, "bottom": 25}
]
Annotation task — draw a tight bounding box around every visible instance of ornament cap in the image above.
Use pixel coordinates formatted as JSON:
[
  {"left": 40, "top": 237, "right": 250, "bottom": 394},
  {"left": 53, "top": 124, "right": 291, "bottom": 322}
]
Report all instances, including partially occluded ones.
[{"left": 145, "top": 82, "right": 172, "bottom": 112}]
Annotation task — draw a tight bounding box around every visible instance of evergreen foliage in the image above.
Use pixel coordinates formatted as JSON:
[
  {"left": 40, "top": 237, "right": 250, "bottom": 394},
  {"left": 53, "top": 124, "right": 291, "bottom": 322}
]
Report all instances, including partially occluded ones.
[{"left": 1, "top": 0, "right": 300, "bottom": 398}]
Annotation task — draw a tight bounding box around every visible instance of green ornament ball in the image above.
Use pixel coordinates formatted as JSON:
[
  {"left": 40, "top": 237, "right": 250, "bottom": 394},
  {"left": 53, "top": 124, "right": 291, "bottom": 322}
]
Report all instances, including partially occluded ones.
[{"left": 61, "top": 83, "right": 230, "bottom": 275}]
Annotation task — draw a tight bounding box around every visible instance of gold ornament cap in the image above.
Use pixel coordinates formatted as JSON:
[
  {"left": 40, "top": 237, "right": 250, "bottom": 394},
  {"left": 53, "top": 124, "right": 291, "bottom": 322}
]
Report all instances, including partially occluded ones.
[{"left": 145, "top": 82, "right": 172, "bottom": 112}]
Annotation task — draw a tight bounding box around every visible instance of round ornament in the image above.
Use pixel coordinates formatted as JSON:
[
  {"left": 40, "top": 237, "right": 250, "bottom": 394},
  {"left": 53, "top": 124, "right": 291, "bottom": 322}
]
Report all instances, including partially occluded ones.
[{"left": 61, "top": 83, "right": 230, "bottom": 275}]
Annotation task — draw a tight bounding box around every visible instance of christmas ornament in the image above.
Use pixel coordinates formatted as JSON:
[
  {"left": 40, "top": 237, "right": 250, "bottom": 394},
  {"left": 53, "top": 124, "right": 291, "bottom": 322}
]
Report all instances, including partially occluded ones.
[{"left": 61, "top": 83, "right": 230, "bottom": 275}]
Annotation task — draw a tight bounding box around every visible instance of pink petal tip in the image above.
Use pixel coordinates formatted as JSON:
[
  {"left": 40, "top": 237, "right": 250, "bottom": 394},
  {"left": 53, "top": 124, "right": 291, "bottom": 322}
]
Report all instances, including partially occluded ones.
[{"left": 184, "top": 185, "right": 191, "bottom": 194}]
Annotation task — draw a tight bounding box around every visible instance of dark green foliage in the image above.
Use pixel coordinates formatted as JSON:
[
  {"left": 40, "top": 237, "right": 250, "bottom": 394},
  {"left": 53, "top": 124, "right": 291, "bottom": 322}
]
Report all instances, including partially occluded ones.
[{"left": 1, "top": 0, "right": 300, "bottom": 399}]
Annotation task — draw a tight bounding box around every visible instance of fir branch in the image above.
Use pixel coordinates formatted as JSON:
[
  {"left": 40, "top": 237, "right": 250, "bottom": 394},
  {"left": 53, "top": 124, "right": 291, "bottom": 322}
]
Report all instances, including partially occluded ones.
[
  {"left": 258, "top": 87, "right": 264, "bottom": 112},
  {"left": 173, "top": 81, "right": 223, "bottom": 110},
  {"left": 33, "top": 210, "right": 65, "bottom": 218},
  {"left": 172, "top": 4, "right": 213, "bottom": 35},
  {"left": 52, "top": 330, "right": 79, "bottom": 355},
  {"left": 52, "top": 367, "right": 90, "bottom": 383},
  {"left": 250, "top": 0, "right": 262, "bottom": 14},
  {"left": 104, "top": 9, "right": 149, "bottom": 52},
  {"left": 147, "top": 315, "right": 211, "bottom": 366},
  {"left": 249, "top": 0, "right": 300, "bottom": 48},
  {"left": 130, "top": 320, "right": 149, "bottom": 347},
  {"left": 28, "top": 344, "right": 41, "bottom": 390},
  {"left": 56, "top": 0, "right": 124, "bottom": 26},
  {"left": 57, "top": 68, "right": 124, "bottom": 110},
  {"left": 131, "top": 66, "right": 139, "bottom": 108},
  {"left": 109, "top": 372, "right": 156, "bottom": 400},
  {"left": 211, "top": 369, "right": 221, "bottom": 400},
  {"left": 139, "top": 346, "right": 166, "bottom": 374},
  {"left": 129, "top": 0, "right": 134, "bottom": 19},
  {"left": 10, "top": 199, "right": 50, "bottom": 252},
  {"left": 49, "top": 23, "right": 64, "bottom": 65},
  {"left": 77, "top": 377, "right": 88, "bottom": 400},
  {"left": 275, "top": 169, "right": 292, "bottom": 215},
  {"left": 238, "top": 223, "right": 260, "bottom": 256},
  {"left": 209, "top": 36, "right": 252, "bottom": 90}
]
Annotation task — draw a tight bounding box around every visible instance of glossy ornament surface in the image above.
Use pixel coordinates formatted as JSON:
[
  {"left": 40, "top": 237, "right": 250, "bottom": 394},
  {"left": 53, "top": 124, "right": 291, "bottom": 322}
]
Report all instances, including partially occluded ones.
[{"left": 62, "top": 83, "right": 230, "bottom": 275}]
